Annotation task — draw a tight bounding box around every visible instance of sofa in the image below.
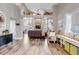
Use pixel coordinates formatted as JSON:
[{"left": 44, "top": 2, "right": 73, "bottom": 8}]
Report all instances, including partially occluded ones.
[{"left": 28, "top": 30, "right": 43, "bottom": 39}]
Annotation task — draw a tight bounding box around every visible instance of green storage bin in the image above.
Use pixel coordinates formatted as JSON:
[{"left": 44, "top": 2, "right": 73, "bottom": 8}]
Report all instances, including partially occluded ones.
[
  {"left": 64, "top": 41, "right": 70, "bottom": 53},
  {"left": 77, "top": 47, "right": 79, "bottom": 55},
  {"left": 70, "top": 44, "right": 77, "bottom": 55},
  {"left": 70, "top": 44, "right": 79, "bottom": 55}
]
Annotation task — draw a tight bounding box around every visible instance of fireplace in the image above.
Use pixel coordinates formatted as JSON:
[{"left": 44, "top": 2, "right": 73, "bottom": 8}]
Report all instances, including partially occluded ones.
[{"left": 35, "top": 25, "right": 41, "bottom": 29}]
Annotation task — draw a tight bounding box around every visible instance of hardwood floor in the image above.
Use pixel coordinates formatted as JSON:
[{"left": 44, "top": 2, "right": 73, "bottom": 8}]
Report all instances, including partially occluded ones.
[{"left": 0, "top": 35, "right": 68, "bottom": 55}]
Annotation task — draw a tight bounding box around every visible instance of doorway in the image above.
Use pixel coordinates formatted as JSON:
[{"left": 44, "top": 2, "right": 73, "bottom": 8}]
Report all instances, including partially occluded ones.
[{"left": 9, "top": 20, "right": 16, "bottom": 39}]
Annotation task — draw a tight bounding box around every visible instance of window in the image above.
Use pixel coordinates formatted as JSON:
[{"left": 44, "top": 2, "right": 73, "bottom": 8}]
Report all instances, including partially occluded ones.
[
  {"left": 23, "top": 17, "right": 33, "bottom": 32},
  {"left": 64, "top": 14, "right": 72, "bottom": 33}
]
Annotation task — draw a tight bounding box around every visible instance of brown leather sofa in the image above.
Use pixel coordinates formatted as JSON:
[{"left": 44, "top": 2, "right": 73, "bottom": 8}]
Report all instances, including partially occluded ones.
[{"left": 28, "top": 30, "right": 43, "bottom": 39}]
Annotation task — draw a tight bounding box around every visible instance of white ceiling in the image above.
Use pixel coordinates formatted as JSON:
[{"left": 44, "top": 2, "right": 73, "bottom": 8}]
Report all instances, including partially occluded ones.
[
  {"left": 15, "top": 3, "right": 58, "bottom": 15},
  {"left": 24, "top": 3, "right": 58, "bottom": 13}
]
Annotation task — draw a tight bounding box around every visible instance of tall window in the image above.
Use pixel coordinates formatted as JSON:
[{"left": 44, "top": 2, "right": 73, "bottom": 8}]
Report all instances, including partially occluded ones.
[
  {"left": 23, "top": 17, "right": 33, "bottom": 32},
  {"left": 65, "top": 14, "right": 72, "bottom": 33},
  {"left": 42, "top": 17, "right": 53, "bottom": 31}
]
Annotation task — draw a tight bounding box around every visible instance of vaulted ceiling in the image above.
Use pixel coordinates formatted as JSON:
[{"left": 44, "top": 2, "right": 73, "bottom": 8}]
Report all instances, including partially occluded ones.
[
  {"left": 25, "top": 3, "right": 56, "bottom": 12},
  {"left": 16, "top": 3, "right": 58, "bottom": 15}
]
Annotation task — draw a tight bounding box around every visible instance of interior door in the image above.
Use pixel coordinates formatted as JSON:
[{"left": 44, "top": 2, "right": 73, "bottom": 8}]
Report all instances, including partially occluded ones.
[{"left": 9, "top": 20, "right": 16, "bottom": 39}]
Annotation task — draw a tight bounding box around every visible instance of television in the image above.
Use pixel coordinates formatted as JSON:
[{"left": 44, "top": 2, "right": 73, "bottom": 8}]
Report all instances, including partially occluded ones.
[
  {"left": 35, "top": 25, "right": 41, "bottom": 29},
  {"left": 16, "top": 23, "right": 20, "bottom": 26}
]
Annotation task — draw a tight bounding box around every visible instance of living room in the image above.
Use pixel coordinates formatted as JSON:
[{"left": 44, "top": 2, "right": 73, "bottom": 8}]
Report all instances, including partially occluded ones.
[{"left": 0, "top": 3, "right": 79, "bottom": 55}]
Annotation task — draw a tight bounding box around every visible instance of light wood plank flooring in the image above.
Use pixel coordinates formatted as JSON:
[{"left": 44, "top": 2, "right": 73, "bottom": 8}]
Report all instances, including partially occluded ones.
[{"left": 0, "top": 35, "right": 68, "bottom": 55}]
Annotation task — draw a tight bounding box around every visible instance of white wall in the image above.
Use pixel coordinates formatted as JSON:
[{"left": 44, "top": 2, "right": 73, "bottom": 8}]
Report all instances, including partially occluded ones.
[
  {"left": 71, "top": 13, "right": 79, "bottom": 34},
  {"left": 57, "top": 3, "right": 79, "bottom": 33},
  {"left": 0, "top": 3, "right": 21, "bottom": 38},
  {"left": 72, "top": 13, "right": 79, "bottom": 26}
]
